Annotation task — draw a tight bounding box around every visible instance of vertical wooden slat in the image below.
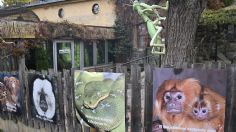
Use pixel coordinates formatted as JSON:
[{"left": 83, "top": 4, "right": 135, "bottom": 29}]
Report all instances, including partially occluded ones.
[
  {"left": 131, "top": 64, "right": 142, "bottom": 132},
  {"left": 18, "top": 56, "right": 26, "bottom": 125},
  {"left": 225, "top": 64, "right": 236, "bottom": 132},
  {"left": 56, "top": 72, "right": 66, "bottom": 132},
  {"left": 63, "top": 70, "right": 79, "bottom": 132},
  {"left": 71, "top": 70, "right": 78, "bottom": 132},
  {"left": 122, "top": 66, "right": 129, "bottom": 132},
  {"left": 232, "top": 66, "right": 236, "bottom": 131},
  {"left": 63, "top": 70, "right": 70, "bottom": 132},
  {"left": 116, "top": 64, "right": 129, "bottom": 132},
  {"left": 144, "top": 64, "right": 153, "bottom": 132}
]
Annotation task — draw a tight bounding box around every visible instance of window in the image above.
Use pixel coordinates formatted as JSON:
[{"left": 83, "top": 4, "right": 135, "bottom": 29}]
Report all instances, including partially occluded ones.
[
  {"left": 97, "top": 40, "right": 105, "bottom": 64},
  {"left": 74, "top": 42, "right": 80, "bottom": 68},
  {"left": 84, "top": 41, "right": 93, "bottom": 67},
  {"left": 58, "top": 8, "right": 64, "bottom": 18},
  {"left": 92, "top": 3, "right": 99, "bottom": 14},
  {"left": 57, "top": 42, "right": 72, "bottom": 71},
  {"left": 108, "top": 41, "right": 115, "bottom": 63},
  {"left": 53, "top": 40, "right": 74, "bottom": 71}
]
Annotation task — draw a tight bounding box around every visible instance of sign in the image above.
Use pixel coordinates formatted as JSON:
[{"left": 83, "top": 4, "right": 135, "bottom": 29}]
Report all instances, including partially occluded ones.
[
  {"left": 59, "top": 49, "right": 70, "bottom": 54},
  {"left": 0, "top": 73, "right": 21, "bottom": 113},
  {"left": 74, "top": 71, "right": 126, "bottom": 132},
  {"left": 28, "top": 74, "right": 57, "bottom": 122},
  {"left": 152, "top": 68, "right": 226, "bottom": 132}
]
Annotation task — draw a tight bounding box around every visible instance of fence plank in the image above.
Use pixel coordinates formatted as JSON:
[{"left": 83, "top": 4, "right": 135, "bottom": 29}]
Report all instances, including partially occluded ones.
[
  {"left": 116, "top": 65, "right": 129, "bottom": 132},
  {"left": 63, "top": 70, "right": 78, "bottom": 132},
  {"left": 130, "top": 64, "right": 142, "bottom": 132},
  {"left": 144, "top": 64, "right": 153, "bottom": 132},
  {"left": 56, "top": 72, "right": 66, "bottom": 132},
  {"left": 225, "top": 64, "right": 236, "bottom": 132},
  {"left": 18, "top": 56, "right": 27, "bottom": 125}
]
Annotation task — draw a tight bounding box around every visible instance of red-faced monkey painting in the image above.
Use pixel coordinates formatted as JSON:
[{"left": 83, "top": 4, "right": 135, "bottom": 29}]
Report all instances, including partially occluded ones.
[{"left": 152, "top": 69, "right": 226, "bottom": 132}]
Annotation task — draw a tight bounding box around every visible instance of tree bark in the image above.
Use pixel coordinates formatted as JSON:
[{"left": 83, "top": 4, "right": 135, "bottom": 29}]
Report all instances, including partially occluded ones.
[{"left": 162, "top": 0, "right": 207, "bottom": 67}]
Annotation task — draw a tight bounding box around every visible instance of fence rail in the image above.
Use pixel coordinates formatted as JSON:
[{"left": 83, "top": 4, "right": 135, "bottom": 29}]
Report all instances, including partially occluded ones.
[{"left": 0, "top": 61, "right": 235, "bottom": 132}]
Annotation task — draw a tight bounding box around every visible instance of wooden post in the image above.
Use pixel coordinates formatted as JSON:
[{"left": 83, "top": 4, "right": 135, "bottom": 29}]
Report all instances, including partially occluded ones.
[
  {"left": 131, "top": 64, "right": 142, "bottom": 132},
  {"left": 63, "top": 70, "right": 73, "bottom": 132},
  {"left": 18, "top": 55, "right": 28, "bottom": 124},
  {"left": 144, "top": 64, "right": 153, "bottom": 132},
  {"left": 116, "top": 64, "right": 129, "bottom": 132},
  {"left": 56, "top": 71, "right": 66, "bottom": 132},
  {"left": 225, "top": 64, "right": 236, "bottom": 132}
]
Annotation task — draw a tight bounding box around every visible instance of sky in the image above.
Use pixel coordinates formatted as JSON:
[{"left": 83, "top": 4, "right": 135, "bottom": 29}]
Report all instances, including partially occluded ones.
[{"left": 0, "top": 1, "right": 2, "bottom": 6}]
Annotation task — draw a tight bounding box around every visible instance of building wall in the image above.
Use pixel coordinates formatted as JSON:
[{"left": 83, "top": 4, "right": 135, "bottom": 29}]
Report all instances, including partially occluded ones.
[{"left": 32, "top": 0, "right": 116, "bottom": 27}]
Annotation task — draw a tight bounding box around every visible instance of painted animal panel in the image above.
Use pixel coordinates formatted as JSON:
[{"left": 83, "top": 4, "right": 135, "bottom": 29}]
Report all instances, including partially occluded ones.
[
  {"left": 0, "top": 82, "right": 16, "bottom": 112},
  {"left": 4, "top": 76, "right": 20, "bottom": 104},
  {"left": 153, "top": 69, "right": 226, "bottom": 132},
  {"left": 28, "top": 74, "right": 57, "bottom": 122}
]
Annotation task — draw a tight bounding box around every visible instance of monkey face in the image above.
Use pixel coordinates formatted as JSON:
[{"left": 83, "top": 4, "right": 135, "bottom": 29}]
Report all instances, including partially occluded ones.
[
  {"left": 4, "top": 77, "right": 20, "bottom": 93},
  {"left": 192, "top": 100, "right": 209, "bottom": 120},
  {"left": 164, "top": 91, "right": 185, "bottom": 114}
]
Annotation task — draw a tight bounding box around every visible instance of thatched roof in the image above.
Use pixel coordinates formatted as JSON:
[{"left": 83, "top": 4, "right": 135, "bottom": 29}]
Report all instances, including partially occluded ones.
[{"left": 0, "top": 20, "right": 115, "bottom": 39}]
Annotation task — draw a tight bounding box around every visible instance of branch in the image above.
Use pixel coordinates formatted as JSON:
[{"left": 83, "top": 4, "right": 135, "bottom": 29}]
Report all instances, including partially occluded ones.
[
  {"left": 0, "top": 54, "right": 13, "bottom": 60},
  {"left": 0, "top": 37, "right": 14, "bottom": 45}
]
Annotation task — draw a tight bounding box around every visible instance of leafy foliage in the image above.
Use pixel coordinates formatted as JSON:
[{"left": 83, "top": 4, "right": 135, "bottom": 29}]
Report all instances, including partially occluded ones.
[
  {"left": 200, "top": 0, "right": 236, "bottom": 25},
  {"left": 207, "top": 0, "right": 234, "bottom": 10},
  {"left": 224, "top": 0, "right": 234, "bottom": 6},
  {"left": 113, "top": 18, "right": 132, "bottom": 56},
  {"left": 200, "top": 9, "right": 236, "bottom": 25},
  {"left": 113, "top": 1, "right": 133, "bottom": 62},
  {"left": 2, "top": 0, "right": 31, "bottom": 7},
  {"left": 35, "top": 46, "right": 49, "bottom": 71}
]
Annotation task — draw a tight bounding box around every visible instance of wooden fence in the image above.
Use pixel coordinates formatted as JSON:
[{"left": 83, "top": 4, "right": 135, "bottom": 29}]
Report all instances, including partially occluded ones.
[
  {"left": 0, "top": 61, "right": 235, "bottom": 132},
  {"left": 0, "top": 49, "right": 18, "bottom": 71}
]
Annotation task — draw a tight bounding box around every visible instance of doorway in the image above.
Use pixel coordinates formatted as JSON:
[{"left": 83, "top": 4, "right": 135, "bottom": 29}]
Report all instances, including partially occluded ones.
[{"left": 53, "top": 40, "right": 75, "bottom": 71}]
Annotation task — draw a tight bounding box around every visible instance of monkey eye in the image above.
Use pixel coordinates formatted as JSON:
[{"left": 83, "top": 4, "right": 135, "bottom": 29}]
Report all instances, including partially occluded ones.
[
  {"left": 193, "top": 108, "right": 198, "bottom": 115},
  {"left": 177, "top": 95, "right": 182, "bottom": 100},
  {"left": 202, "top": 109, "right": 208, "bottom": 114},
  {"left": 193, "top": 109, "right": 198, "bottom": 114},
  {"left": 165, "top": 95, "right": 171, "bottom": 100}
]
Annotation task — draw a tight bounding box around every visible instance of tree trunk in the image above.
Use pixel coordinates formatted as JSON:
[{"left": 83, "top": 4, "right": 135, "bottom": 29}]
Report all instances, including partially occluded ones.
[{"left": 162, "top": 0, "right": 207, "bottom": 67}]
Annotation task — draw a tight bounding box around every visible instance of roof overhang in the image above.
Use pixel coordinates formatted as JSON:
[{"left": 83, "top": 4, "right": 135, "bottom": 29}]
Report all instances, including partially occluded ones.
[
  {"left": 0, "top": 20, "right": 115, "bottom": 39},
  {"left": 25, "top": 0, "right": 94, "bottom": 9}
]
